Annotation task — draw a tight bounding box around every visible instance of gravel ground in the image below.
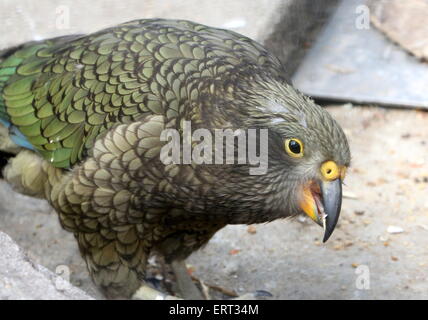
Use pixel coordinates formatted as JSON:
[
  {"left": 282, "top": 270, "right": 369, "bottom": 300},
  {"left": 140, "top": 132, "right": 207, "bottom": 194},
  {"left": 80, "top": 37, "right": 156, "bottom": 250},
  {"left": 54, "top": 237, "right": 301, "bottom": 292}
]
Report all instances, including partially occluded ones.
[{"left": 1, "top": 104, "right": 427, "bottom": 299}]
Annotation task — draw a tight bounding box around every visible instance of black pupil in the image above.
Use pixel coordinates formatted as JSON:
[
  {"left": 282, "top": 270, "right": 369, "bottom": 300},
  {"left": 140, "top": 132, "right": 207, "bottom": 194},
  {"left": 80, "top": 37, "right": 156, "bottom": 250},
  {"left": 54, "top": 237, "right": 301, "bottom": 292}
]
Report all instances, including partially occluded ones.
[{"left": 289, "top": 140, "right": 301, "bottom": 154}]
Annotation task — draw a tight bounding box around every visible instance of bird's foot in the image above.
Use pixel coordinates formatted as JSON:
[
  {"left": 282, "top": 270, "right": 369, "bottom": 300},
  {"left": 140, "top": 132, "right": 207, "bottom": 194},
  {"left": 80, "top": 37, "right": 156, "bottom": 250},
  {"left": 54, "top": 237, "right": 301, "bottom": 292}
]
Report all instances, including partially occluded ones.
[
  {"left": 133, "top": 259, "right": 273, "bottom": 300},
  {"left": 131, "top": 284, "right": 273, "bottom": 300}
]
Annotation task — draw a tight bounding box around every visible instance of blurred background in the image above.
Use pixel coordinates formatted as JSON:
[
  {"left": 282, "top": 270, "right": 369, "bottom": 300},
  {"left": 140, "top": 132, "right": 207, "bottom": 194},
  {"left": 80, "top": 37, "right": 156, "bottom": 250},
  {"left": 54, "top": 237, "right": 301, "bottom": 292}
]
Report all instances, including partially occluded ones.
[{"left": 0, "top": 0, "right": 427, "bottom": 299}]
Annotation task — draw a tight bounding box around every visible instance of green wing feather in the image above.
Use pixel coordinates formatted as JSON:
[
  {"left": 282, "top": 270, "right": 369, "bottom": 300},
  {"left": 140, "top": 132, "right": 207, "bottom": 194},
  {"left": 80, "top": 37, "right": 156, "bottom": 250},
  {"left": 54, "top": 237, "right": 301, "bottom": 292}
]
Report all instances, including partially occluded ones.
[{"left": 0, "top": 19, "right": 285, "bottom": 168}]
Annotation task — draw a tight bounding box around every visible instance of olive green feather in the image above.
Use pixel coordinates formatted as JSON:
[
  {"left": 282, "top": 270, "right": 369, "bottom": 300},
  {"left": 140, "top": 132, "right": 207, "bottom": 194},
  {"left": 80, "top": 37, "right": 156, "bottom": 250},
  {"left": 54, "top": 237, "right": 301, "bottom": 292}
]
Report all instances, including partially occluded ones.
[
  {"left": 0, "top": 18, "right": 351, "bottom": 299},
  {"left": 0, "top": 19, "right": 285, "bottom": 168}
]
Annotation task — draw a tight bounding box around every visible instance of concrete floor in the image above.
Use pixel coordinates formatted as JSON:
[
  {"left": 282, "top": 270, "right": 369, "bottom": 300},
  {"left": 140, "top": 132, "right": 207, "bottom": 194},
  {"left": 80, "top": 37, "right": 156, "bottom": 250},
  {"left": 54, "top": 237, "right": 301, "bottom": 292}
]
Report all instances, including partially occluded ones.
[
  {"left": 1, "top": 105, "right": 427, "bottom": 299},
  {"left": 0, "top": 0, "right": 286, "bottom": 50},
  {"left": 1, "top": 0, "right": 428, "bottom": 300}
]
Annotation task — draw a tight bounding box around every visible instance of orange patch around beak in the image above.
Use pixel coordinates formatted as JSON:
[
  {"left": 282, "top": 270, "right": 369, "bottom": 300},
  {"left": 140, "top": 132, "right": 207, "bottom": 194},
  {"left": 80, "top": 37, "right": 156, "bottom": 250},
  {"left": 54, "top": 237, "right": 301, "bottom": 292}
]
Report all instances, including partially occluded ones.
[{"left": 299, "top": 181, "right": 322, "bottom": 224}]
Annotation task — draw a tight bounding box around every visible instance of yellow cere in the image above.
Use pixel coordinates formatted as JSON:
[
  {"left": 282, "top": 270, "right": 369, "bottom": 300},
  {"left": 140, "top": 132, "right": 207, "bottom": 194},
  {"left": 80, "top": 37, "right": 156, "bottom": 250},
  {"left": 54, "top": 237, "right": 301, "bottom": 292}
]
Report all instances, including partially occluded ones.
[{"left": 320, "top": 160, "right": 346, "bottom": 181}]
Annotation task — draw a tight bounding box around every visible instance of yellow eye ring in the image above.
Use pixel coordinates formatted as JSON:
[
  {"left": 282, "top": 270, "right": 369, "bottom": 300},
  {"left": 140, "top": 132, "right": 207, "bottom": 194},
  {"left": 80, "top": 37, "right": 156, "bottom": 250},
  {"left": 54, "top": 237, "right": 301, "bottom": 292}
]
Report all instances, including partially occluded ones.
[{"left": 285, "top": 138, "right": 304, "bottom": 158}]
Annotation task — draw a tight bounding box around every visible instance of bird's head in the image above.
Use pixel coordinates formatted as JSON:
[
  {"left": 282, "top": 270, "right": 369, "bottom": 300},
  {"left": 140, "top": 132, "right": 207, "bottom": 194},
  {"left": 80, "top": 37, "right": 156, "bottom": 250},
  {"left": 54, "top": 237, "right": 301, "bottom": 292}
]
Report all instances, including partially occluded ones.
[
  {"left": 251, "top": 80, "right": 350, "bottom": 241},
  {"left": 206, "top": 78, "right": 351, "bottom": 242}
]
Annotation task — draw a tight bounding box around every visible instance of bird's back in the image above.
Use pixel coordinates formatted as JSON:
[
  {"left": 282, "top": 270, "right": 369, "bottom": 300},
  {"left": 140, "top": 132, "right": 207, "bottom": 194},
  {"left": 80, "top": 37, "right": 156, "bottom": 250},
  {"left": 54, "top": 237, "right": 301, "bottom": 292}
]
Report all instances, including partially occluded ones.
[{"left": 0, "top": 18, "right": 286, "bottom": 168}]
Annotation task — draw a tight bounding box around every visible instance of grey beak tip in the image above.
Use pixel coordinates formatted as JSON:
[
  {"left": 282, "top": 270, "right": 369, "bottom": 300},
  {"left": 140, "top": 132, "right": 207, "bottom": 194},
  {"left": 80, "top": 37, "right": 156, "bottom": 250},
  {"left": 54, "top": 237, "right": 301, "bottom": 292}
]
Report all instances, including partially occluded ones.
[
  {"left": 322, "top": 232, "right": 333, "bottom": 243},
  {"left": 321, "top": 178, "right": 343, "bottom": 243}
]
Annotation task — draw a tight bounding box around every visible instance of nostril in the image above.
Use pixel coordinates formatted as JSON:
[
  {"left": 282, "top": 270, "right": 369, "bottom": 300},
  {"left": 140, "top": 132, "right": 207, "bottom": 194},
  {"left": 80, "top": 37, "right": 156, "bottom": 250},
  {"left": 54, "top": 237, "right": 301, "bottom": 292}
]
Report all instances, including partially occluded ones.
[{"left": 321, "top": 161, "right": 339, "bottom": 180}]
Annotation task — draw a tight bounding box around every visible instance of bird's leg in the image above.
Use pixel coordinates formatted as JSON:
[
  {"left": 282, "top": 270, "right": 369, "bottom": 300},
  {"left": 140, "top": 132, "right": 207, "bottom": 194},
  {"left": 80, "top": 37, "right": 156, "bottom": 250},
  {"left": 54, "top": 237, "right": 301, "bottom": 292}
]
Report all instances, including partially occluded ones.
[{"left": 171, "top": 259, "right": 204, "bottom": 300}]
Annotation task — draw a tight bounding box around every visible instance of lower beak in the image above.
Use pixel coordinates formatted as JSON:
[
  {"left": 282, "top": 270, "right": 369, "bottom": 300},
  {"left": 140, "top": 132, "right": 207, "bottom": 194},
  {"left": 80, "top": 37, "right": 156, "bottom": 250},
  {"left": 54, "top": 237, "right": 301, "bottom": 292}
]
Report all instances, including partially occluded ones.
[
  {"left": 320, "top": 179, "right": 342, "bottom": 242},
  {"left": 300, "top": 179, "right": 343, "bottom": 242}
]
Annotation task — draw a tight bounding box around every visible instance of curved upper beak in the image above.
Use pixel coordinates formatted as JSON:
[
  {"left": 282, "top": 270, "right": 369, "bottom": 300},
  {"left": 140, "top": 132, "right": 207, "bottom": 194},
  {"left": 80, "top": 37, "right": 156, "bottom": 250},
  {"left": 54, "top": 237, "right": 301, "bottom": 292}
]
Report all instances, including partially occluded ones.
[
  {"left": 299, "top": 178, "right": 343, "bottom": 243},
  {"left": 320, "top": 178, "right": 342, "bottom": 242}
]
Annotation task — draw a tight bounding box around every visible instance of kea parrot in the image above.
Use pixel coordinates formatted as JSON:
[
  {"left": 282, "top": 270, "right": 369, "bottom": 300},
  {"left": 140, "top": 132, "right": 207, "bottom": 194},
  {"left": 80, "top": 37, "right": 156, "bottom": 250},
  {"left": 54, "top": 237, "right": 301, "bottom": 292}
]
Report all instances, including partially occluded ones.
[{"left": 0, "top": 19, "right": 350, "bottom": 299}]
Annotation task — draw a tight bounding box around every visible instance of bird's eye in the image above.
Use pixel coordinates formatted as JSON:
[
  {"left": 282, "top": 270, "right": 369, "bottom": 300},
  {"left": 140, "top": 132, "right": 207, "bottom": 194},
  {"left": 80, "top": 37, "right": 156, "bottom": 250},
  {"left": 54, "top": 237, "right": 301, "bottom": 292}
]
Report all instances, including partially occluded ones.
[{"left": 285, "top": 138, "right": 304, "bottom": 158}]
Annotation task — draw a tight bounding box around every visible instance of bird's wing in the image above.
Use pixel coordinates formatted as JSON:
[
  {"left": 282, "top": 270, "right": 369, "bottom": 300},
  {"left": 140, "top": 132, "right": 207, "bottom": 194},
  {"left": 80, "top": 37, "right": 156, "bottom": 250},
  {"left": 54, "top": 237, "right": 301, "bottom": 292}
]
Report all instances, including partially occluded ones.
[{"left": 0, "top": 19, "right": 286, "bottom": 168}]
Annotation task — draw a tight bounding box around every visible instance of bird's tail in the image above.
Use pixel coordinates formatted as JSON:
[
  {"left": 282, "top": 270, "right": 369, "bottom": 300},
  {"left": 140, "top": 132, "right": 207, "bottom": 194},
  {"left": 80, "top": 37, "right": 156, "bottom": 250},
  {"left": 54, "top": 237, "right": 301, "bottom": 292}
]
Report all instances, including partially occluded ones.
[
  {"left": 0, "top": 35, "right": 83, "bottom": 153},
  {"left": 0, "top": 44, "right": 21, "bottom": 129},
  {"left": 0, "top": 42, "right": 65, "bottom": 196},
  {"left": 0, "top": 45, "right": 24, "bottom": 177}
]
